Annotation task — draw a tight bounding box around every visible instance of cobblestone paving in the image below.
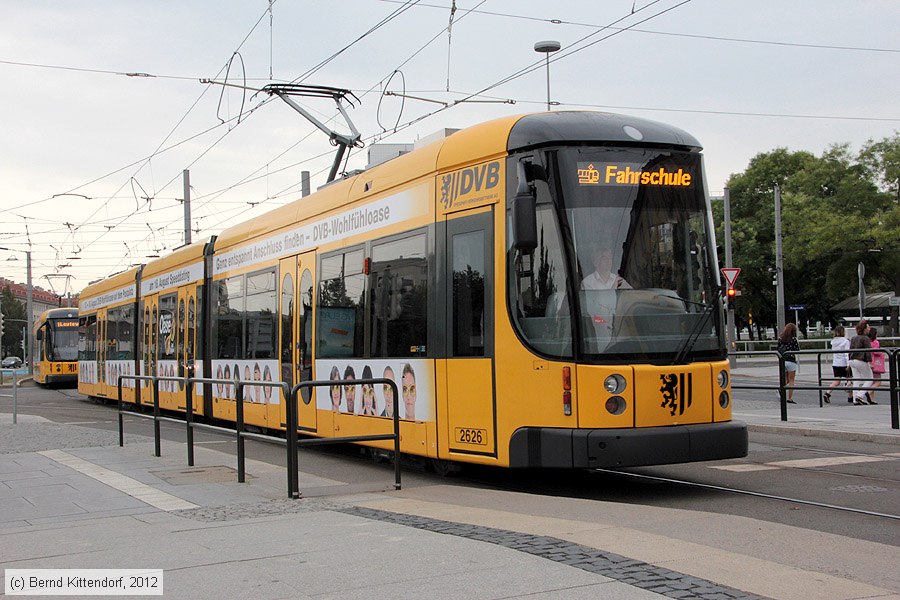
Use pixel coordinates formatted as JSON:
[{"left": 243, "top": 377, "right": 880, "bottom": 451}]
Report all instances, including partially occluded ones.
[
  {"left": 173, "top": 497, "right": 352, "bottom": 522},
  {"left": 0, "top": 422, "right": 145, "bottom": 454},
  {"left": 341, "top": 506, "right": 770, "bottom": 600},
  {"left": 173, "top": 497, "right": 770, "bottom": 599}
]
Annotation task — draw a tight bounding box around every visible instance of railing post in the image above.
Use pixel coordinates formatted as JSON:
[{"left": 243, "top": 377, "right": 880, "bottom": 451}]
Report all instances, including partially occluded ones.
[
  {"left": 890, "top": 349, "right": 898, "bottom": 430},
  {"left": 185, "top": 378, "right": 195, "bottom": 467},
  {"left": 392, "top": 380, "right": 401, "bottom": 490},
  {"left": 778, "top": 353, "right": 788, "bottom": 421},
  {"left": 235, "top": 375, "right": 245, "bottom": 483},
  {"left": 118, "top": 376, "right": 124, "bottom": 447},
  {"left": 12, "top": 370, "right": 18, "bottom": 425},
  {"left": 153, "top": 376, "right": 161, "bottom": 457},
  {"left": 816, "top": 353, "right": 823, "bottom": 406},
  {"left": 286, "top": 383, "right": 299, "bottom": 499}
]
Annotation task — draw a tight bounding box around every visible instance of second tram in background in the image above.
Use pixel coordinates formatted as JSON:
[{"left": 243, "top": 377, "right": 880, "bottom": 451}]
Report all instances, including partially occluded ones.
[
  {"left": 78, "top": 110, "right": 748, "bottom": 469},
  {"left": 33, "top": 307, "right": 79, "bottom": 386}
]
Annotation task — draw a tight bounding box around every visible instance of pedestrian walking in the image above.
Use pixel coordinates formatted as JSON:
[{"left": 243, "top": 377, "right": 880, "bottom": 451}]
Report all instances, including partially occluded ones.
[
  {"left": 824, "top": 325, "right": 852, "bottom": 404},
  {"left": 776, "top": 323, "right": 800, "bottom": 403},
  {"left": 848, "top": 320, "right": 874, "bottom": 405},
  {"left": 867, "top": 327, "right": 885, "bottom": 404}
]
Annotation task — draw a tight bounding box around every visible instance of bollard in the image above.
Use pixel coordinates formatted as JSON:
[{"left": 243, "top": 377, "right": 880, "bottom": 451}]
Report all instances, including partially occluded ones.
[{"left": 12, "top": 369, "right": 18, "bottom": 425}]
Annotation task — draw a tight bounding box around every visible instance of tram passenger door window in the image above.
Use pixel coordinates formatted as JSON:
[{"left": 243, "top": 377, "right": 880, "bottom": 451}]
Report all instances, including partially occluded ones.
[
  {"left": 187, "top": 293, "right": 197, "bottom": 409},
  {"left": 444, "top": 211, "right": 496, "bottom": 457},
  {"left": 278, "top": 256, "right": 296, "bottom": 428},
  {"left": 97, "top": 311, "right": 107, "bottom": 394},
  {"left": 177, "top": 296, "right": 185, "bottom": 392},
  {"left": 150, "top": 301, "right": 159, "bottom": 383},
  {"left": 279, "top": 254, "right": 317, "bottom": 432},
  {"left": 296, "top": 265, "right": 315, "bottom": 430},
  {"left": 141, "top": 301, "right": 152, "bottom": 400},
  {"left": 176, "top": 287, "right": 197, "bottom": 407}
]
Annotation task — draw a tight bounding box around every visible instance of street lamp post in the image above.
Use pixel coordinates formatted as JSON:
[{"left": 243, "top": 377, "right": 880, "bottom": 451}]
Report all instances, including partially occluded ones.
[
  {"left": 534, "top": 40, "right": 561, "bottom": 111},
  {"left": 0, "top": 247, "right": 33, "bottom": 371},
  {"left": 723, "top": 187, "right": 736, "bottom": 367},
  {"left": 774, "top": 184, "right": 786, "bottom": 334}
]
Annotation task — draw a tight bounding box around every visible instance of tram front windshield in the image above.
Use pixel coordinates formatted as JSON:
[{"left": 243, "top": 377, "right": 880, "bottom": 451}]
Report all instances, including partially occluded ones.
[
  {"left": 509, "top": 147, "right": 724, "bottom": 362},
  {"left": 48, "top": 320, "right": 80, "bottom": 362}
]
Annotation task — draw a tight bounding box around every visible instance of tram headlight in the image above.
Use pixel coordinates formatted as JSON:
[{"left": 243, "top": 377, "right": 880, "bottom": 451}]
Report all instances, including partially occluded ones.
[
  {"left": 603, "top": 374, "right": 626, "bottom": 394},
  {"left": 717, "top": 370, "right": 729, "bottom": 389},
  {"left": 605, "top": 396, "right": 627, "bottom": 415},
  {"left": 718, "top": 390, "right": 730, "bottom": 408}
]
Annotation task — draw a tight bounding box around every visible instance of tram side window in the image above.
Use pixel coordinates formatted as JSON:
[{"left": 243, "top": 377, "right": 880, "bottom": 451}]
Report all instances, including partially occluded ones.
[
  {"left": 104, "top": 307, "right": 131, "bottom": 361},
  {"left": 116, "top": 306, "right": 134, "bottom": 360},
  {"left": 317, "top": 249, "right": 366, "bottom": 358},
  {"left": 79, "top": 315, "right": 97, "bottom": 361},
  {"left": 213, "top": 276, "right": 244, "bottom": 359},
  {"left": 246, "top": 269, "right": 277, "bottom": 359},
  {"left": 107, "top": 308, "right": 120, "bottom": 359},
  {"left": 369, "top": 233, "right": 427, "bottom": 358}
]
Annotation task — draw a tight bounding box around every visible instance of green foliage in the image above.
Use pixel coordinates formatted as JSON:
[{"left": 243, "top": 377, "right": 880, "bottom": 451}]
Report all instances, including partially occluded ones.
[
  {"left": 1, "top": 286, "right": 26, "bottom": 358},
  {"left": 717, "top": 133, "right": 900, "bottom": 332}
]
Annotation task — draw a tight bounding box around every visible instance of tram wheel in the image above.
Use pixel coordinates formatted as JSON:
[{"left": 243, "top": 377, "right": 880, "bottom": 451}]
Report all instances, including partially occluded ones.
[
  {"left": 370, "top": 448, "right": 393, "bottom": 464},
  {"left": 428, "top": 458, "right": 459, "bottom": 477}
]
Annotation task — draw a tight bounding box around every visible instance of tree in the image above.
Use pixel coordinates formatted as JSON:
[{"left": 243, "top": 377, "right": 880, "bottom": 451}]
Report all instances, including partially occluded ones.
[
  {"left": 717, "top": 133, "right": 900, "bottom": 336},
  {"left": 1, "top": 286, "right": 26, "bottom": 358}
]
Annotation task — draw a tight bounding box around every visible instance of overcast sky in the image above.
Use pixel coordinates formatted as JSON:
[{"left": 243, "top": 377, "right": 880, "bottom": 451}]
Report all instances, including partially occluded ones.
[{"left": 1, "top": 0, "right": 897, "bottom": 295}]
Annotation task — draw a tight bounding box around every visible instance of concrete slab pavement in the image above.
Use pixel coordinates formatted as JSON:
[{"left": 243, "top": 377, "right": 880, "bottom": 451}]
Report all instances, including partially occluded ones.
[{"left": 1, "top": 411, "right": 898, "bottom": 599}]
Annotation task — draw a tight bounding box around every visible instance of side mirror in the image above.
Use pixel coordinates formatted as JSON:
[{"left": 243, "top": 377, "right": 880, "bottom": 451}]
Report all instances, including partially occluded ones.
[
  {"left": 34, "top": 329, "right": 43, "bottom": 341},
  {"left": 511, "top": 159, "right": 537, "bottom": 251}
]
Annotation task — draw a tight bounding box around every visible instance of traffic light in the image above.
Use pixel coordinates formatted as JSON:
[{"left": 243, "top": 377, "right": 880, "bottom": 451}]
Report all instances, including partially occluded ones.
[
  {"left": 0, "top": 309, "right": 4, "bottom": 336},
  {"left": 726, "top": 285, "right": 737, "bottom": 310}
]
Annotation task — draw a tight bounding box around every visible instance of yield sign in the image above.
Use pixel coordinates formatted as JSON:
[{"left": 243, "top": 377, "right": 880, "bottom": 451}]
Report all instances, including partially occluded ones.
[{"left": 721, "top": 267, "right": 741, "bottom": 287}]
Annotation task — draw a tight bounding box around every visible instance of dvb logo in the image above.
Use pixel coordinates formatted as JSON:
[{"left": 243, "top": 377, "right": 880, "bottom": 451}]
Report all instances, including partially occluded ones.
[{"left": 440, "top": 161, "right": 500, "bottom": 210}]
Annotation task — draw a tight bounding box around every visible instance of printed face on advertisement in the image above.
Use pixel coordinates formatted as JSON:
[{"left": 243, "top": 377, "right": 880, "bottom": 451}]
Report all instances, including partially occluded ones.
[{"left": 402, "top": 365, "right": 416, "bottom": 420}]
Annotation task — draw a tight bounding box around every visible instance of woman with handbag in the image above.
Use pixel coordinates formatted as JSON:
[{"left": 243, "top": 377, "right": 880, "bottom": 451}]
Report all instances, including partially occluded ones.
[
  {"left": 777, "top": 323, "right": 800, "bottom": 404},
  {"left": 848, "top": 320, "right": 874, "bottom": 405},
  {"left": 867, "top": 327, "right": 885, "bottom": 404}
]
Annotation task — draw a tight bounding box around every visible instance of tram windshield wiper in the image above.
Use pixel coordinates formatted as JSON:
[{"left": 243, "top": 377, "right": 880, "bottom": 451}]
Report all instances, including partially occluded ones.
[{"left": 671, "top": 286, "right": 723, "bottom": 365}]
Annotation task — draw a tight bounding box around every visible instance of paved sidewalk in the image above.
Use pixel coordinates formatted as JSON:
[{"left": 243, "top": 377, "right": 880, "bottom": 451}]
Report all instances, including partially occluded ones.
[
  {"left": 731, "top": 362, "right": 899, "bottom": 443},
  {"left": 2, "top": 412, "right": 899, "bottom": 600}
]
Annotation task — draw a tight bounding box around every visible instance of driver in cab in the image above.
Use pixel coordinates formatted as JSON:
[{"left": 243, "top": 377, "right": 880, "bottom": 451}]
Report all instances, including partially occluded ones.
[{"left": 582, "top": 247, "right": 631, "bottom": 290}]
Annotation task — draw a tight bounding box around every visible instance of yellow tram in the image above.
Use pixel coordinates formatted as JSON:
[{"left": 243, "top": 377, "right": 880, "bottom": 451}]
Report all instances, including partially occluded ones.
[
  {"left": 33, "top": 307, "right": 79, "bottom": 385},
  {"left": 78, "top": 111, "right": 747, "bottom": 468}
]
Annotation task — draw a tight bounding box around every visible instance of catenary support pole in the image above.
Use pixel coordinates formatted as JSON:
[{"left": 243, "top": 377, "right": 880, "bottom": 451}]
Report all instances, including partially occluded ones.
[
  {"left": 724, "top": 187, "right": 736, "bottom": 367},
  {"left": 774, "top": 184, "right": 786, "bottom": 333},
  {"left": 183, "top": 170, "right": 192, "bottom": 246}
]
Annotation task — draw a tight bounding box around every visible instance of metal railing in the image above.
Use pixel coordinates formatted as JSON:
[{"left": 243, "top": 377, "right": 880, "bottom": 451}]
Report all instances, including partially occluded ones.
[
  {"left": 734, "top": 336, "right": 899, "bottom": 353},
  {"left": 0, "top": 368, "right": 20, "bottom": 424},
  {"left": 730, "top": 347, "right": 898, "bottom": 429},
  {"left": 116, "top": 374, "right": 402, "bottom": 498}
]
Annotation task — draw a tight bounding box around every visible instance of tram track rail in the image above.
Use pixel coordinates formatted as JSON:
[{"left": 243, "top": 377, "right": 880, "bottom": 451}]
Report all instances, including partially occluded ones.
[{"left": 594, "top": 468, "right": 900, "bottom": 521}]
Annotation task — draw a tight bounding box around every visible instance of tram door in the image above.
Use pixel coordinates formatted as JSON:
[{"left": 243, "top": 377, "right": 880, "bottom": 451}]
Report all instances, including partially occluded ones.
[
  {"left": 141, "top": 297, "right": 159, "bottom": 405},
  {"left": 279, "top": 253, "right": 317, "bottom": 432},
  {"left": 96, "top": 308, "right": 108, "bottom": 397},
  {"left": 443, "top": 211, "right": 496, "bottom": 458},
  {"left": 175, "top": 285, "right": 199, "bottom": 413}
]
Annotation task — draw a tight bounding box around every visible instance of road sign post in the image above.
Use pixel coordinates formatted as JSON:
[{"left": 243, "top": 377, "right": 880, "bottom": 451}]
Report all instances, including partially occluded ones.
[
  {"left": 788, "top": 304, "right": 805, "bottom": 327},
  {"left": 721, "top": 268, "right": 741, "bottom": 367}
]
